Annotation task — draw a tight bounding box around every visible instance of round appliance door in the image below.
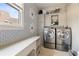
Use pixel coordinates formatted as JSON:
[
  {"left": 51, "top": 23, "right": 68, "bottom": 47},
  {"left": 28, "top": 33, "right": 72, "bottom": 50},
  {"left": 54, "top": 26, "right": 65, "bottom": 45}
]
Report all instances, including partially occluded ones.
[
  {"left": 64, "top": 30, "right": 70, "bottom": 45},
  {"left": 65, "top": 31, "right": 70, "bottom": 39},
  {"left": 57, "top": 30, "right": 64, "bottom": 45},
  {"left": 46, "top": 30, "right": 55, "bottom": 43}
]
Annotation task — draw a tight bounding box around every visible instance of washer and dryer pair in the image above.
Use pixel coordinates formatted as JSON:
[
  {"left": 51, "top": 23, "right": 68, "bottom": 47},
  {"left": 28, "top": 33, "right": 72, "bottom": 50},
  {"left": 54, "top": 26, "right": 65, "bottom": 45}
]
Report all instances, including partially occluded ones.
[{"left": 44, "top": 26, "right": 72, "bottom": 51}]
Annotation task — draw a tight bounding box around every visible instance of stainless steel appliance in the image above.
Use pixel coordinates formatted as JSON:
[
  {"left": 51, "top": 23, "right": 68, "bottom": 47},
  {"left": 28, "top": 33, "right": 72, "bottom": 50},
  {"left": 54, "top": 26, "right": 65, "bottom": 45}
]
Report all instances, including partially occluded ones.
[
  {"left": 56, "top": 27, "right": 71, "bottom": 51},
  {"left": 56, "top": 27, "right": 65, "bottom": 51},
  {"left": 63, "top": 27, "right": 72, "bottom": 51},
  {"left": 44, "top": 27, "right": 55, "bottom": 49},
  {"left": 43, "top": 26, "right": 72, "bottom": 51}
]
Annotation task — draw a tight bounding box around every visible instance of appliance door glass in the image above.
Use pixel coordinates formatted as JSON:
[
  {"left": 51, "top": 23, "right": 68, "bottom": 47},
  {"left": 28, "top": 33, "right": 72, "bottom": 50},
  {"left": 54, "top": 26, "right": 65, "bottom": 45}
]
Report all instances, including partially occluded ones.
[
  {"left": 46, "top": 29, "right": 55, "bottom": 43},
  {"left": 57, "top": 30, "right": 64, "bottom": 45},
  {"left": 64, "top": 30, "right": 70, "bottom": 45}
]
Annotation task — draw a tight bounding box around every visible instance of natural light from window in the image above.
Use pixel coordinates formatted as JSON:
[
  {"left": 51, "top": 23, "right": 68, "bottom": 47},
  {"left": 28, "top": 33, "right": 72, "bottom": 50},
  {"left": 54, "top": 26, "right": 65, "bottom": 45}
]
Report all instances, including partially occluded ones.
[{"left": 0, "top": 3, "right": 24, "bottom": 30}]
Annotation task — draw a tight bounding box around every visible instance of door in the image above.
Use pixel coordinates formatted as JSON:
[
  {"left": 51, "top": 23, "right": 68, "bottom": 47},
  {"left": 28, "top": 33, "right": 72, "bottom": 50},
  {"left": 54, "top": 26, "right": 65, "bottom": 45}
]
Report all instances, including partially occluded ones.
[
  {"left": 46, "top": 29, "right": 55, "bottom": 43},
  {"left": 56, "top": 29, "right": 64, "bottom": 45},
  {"left": 64, "top": 28, "right": 71, "bottom": 45}
]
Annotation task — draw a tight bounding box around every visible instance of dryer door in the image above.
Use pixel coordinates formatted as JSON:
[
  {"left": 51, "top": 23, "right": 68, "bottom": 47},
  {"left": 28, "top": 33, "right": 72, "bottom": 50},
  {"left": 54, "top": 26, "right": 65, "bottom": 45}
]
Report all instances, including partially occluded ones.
[
  {"left": 56, "top": 30, "right": 64, "bottom": 45},
  {"left": 64, "top": 29, "right": 71, "bottom": 45}
]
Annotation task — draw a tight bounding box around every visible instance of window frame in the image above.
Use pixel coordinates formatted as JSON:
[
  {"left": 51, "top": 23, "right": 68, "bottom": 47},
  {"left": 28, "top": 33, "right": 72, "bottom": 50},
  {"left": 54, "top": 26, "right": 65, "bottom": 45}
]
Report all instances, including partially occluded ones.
[{"left": 0, "top": 3, "right": 24, "bottom": 30}]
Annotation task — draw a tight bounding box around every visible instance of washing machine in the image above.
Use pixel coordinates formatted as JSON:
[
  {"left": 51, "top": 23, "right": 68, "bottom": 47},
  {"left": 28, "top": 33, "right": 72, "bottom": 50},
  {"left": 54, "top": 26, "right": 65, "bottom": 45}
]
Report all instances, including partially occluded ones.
[
  {"left": 56, "top": 27, "right": 72, "bottom": 51},
  {"left": 44, "top": 27, "right": 56, "bottom": 49},
  {"left": 63, "top": 27, "right": 72, "bottom": 51},
  {"left": 56, "top": 27, "right": 65, "bottom": 51}
]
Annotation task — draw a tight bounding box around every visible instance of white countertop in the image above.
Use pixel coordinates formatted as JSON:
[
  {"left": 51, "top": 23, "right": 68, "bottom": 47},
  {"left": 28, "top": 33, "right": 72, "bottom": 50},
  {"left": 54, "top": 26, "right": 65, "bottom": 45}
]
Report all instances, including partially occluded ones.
[{"left": 0, "top": 36, "right": 40, "bottom": 56}]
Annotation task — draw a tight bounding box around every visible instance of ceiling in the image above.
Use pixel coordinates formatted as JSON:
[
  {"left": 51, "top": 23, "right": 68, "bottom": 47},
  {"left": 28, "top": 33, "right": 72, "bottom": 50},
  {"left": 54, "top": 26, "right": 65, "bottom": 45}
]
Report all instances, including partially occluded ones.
[{"left": 35, "top": 3, "right": 66, "bottom": 9}]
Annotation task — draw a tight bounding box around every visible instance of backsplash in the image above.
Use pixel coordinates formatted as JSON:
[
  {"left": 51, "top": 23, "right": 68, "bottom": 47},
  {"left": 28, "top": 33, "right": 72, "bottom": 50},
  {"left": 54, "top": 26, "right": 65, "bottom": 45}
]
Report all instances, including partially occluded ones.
[{"left": 0, "top": 3, "right": 38, "bottom": 47}]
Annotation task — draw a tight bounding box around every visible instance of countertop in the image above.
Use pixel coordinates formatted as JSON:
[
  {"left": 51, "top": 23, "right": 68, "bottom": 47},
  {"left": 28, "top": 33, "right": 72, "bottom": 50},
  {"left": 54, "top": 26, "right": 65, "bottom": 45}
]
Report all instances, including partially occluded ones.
[{"left": 0, "top": 36, "right": 40, "bottom": 56}]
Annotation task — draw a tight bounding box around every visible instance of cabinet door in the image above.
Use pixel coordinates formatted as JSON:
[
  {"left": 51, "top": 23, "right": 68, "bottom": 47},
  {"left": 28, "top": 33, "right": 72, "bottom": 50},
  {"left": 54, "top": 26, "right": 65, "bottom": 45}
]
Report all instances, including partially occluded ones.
[
  {"left": 45, "top": 15, "right": 51, "bottom": 26},
  {"left": 36, "top": 38, "right": 41, "bottom": 55},
  {"left": 16, "top": 42, "right": 36, "bottom": 56}
]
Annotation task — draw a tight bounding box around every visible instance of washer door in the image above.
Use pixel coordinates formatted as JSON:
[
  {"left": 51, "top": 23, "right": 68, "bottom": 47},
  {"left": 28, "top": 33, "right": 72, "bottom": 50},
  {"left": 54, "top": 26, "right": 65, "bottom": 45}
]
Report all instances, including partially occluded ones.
[
  {"left": 64, "top": 30, "right": 70, "bottom": 45},
  {"left": 46, "top": 30, "right": 55, "bottom": 43},
  {"left": 64, "top": 31, "right": 70, "bottom": 39},
  {"left": 57, "top": 30, "right": 64, "bottom": 45}
]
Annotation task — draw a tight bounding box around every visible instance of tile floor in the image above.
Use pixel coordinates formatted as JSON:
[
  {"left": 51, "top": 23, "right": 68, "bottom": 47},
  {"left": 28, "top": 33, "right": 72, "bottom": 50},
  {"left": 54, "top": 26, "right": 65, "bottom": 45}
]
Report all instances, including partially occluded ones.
[{"left": 39, "top": 47, "right": 70, "bottom": 56}]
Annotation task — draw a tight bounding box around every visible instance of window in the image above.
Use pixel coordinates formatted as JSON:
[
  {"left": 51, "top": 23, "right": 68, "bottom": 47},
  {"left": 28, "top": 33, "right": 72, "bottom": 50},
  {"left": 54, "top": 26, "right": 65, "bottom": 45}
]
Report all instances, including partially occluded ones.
[{"left": 0, "top": 3, "right": 24, "bottom": 30}]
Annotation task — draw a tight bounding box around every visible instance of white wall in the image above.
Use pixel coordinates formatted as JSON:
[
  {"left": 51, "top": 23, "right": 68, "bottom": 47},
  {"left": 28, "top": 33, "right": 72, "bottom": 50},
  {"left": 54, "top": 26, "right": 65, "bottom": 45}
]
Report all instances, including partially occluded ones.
[
  {"left": 0, "top": 3, "right": 38, "bottom": 47},
  {"left": 43, "top": 4, "right": 67, "bottom": 26},
  {"left": 37, "top": 14, "right": 44, "bottom": 45},
  {"left": 67, "top": 4, "right": 79, "bottom": 51}
]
